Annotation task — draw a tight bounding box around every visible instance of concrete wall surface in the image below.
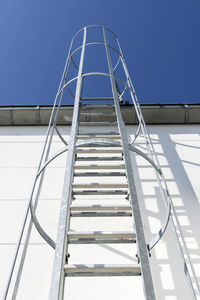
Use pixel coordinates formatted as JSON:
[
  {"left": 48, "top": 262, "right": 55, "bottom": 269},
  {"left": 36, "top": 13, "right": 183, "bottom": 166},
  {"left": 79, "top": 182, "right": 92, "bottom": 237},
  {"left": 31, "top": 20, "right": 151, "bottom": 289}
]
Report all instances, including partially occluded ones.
[{"left": 0, "top": 124, "right": 200, "bottom": 300}]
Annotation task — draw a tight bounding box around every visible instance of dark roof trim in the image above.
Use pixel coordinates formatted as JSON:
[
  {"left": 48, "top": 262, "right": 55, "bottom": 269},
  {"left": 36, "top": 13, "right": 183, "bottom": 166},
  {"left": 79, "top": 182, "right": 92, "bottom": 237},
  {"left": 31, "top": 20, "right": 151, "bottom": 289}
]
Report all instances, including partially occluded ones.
[{"left": 0, "top": 104, "right": 200, "bottom": 125}]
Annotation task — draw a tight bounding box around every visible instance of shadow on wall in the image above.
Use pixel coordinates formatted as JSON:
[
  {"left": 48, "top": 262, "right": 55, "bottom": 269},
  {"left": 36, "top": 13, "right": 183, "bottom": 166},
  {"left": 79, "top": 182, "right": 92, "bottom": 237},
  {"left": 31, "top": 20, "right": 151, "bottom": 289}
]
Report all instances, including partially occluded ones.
[{"left": 128, "top": 124, "right": 200, "bottom": 300}]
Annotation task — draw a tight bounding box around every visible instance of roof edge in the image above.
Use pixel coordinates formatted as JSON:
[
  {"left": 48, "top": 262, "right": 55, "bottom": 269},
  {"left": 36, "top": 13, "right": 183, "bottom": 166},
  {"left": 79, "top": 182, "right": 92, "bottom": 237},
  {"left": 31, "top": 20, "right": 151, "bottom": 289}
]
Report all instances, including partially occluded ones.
[{"left": 0, "top": 104, "right": 200, "bottom": 125}]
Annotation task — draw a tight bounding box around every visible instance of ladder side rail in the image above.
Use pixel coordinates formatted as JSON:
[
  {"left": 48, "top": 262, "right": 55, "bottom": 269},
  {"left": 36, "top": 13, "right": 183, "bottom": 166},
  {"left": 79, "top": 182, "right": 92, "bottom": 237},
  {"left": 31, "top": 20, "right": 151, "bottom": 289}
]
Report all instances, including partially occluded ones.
[
  {"left": 103, "top": 26, "right": 156, "bottom": 300},
  {"left": 3, "top": 39, "right": 74, "bottom": 300},
  {"left": 49, "top": 27, "right": 87, "bottom": 300},
  {"left": 116, "top": 38, "right": 200, "bottom": 298}
]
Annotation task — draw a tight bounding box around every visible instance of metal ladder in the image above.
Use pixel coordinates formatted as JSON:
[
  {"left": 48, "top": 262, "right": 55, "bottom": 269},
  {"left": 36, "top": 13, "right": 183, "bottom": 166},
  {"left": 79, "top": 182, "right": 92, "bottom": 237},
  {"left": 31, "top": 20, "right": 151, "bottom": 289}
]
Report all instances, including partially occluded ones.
[
  {"left": 4, "top": 25, "right": 200, "bottom": 300},
  {"left": 65, "top": 103, "right": 142, "bottom": 275},
  {"left": 50, "top": 101, "right": 155, "bottom": 298},
  {"left": 49, "top": 26, "right": 156, "bottom": 300}
]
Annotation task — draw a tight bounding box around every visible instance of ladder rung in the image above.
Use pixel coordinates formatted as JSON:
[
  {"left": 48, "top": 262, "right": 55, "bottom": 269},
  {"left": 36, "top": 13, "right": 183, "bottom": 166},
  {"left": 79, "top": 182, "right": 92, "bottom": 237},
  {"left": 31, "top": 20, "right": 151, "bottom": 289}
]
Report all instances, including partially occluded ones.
[
  {"left": 79, "top": 122, "right": 117, "bottom": 126},
  {"left": 68, "top": 238, "right": 135, "bottom": 244},
  {"left": 72, "top": 190, "right": 128, "bottom": 195},
  {"left": 70, "top": 205, "right": 132, "bottom": 211},
  {"left": 74, "top": 171, "right": 126, "bottom": 176},
  {"left": 72, "top": 183, "right": 128, "bottom": 189},
  {"left": 81, "top": 97, "right": 114, "bottom": 101},
  {"left": 71, "top": 211, "right": 132, "bottom": 217},
  {"left": 77, "top": 135, "right": 120, "bottom": 139},
  {"left": 80, "top": 104, "right": 114, "bottom": 108},
  {"left": 74, "top": 165, "right": 125, "bottom": 169},
  {"left": 64, "top": 264, "right": 141, "bottom": 276},
  {"left": 76, "top": 157, "right": 123, "bottom": 161},
  {"left": 68, "top": 231, "right": 136, "bottom": 239},
  {"left": 76, "top": 149, "right": 123, "bottom": 153},
  {"left": 80, "top": 113, "right": 116, "bottom": 116},
  {"left": 77, "top": 143, "right": 121, "bottom": 148},
  {"left": 78, "top": 132, "right": 118, "bottom": 135}
]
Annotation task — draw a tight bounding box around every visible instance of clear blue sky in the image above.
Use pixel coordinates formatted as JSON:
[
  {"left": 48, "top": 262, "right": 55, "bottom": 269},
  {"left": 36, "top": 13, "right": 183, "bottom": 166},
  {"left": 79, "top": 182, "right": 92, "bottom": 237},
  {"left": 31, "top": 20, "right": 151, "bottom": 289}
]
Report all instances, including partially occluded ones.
[{"left": 0, "top": 0, "right": 200, "bottom": 105}]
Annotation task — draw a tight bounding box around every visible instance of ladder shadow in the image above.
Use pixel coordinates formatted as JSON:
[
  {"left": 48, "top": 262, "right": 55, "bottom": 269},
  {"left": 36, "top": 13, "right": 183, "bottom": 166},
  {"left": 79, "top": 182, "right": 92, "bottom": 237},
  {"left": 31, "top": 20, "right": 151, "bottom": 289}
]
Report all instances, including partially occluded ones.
[
  {"left": 99, "top": 244, "right": 138, "bottom": 263},
  {"left": 128, "top": 125, "right": 200, "bottom": 299}
]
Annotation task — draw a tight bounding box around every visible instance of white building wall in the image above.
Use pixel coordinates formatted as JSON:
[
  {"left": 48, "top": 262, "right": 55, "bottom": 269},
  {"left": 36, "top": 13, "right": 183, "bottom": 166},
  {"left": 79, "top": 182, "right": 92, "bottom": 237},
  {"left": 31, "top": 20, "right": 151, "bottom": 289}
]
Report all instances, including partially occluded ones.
[{"left": 0, "top": 124, "right": 200, "bottom": 299}]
